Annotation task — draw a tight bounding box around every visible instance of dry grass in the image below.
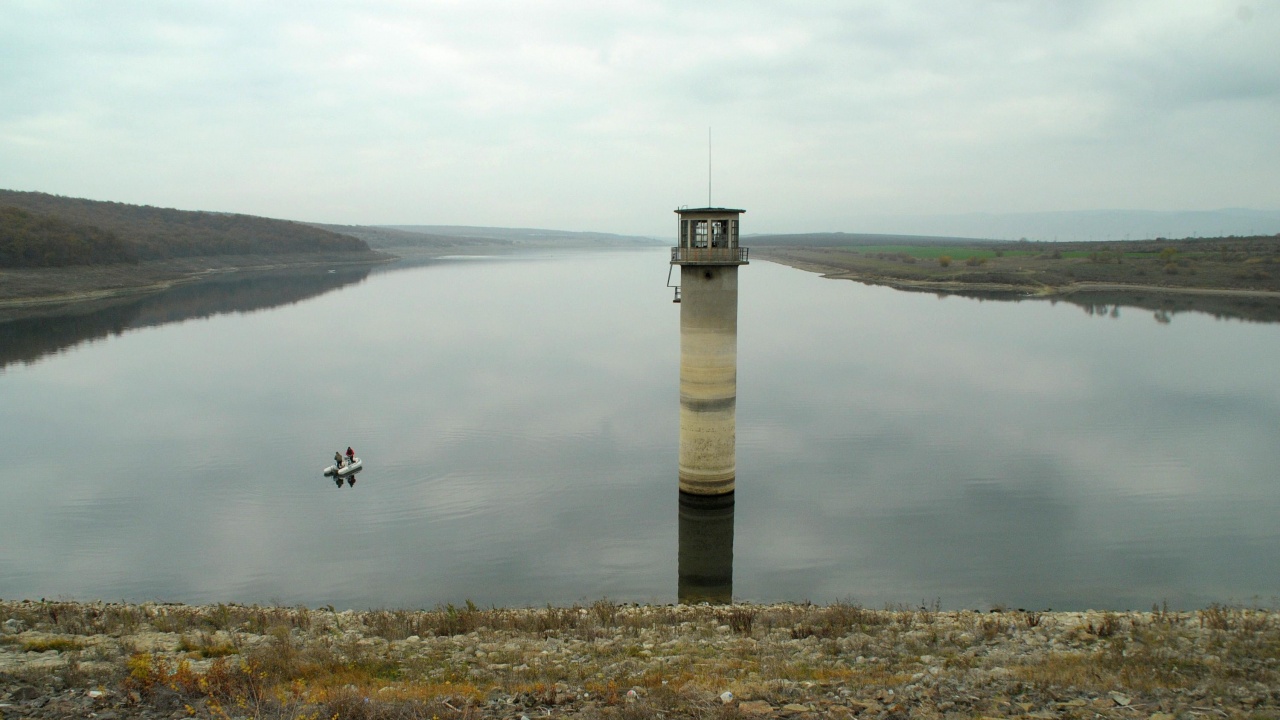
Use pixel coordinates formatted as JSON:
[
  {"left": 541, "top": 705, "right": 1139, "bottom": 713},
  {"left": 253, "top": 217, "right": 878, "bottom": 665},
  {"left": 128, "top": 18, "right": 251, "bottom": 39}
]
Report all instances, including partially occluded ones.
[
  {"left": 5, "top": 599, "right": 1280, "bottom": 720},
  {"left": 17, "top": 636, "right": 84, "bottom": 653}
]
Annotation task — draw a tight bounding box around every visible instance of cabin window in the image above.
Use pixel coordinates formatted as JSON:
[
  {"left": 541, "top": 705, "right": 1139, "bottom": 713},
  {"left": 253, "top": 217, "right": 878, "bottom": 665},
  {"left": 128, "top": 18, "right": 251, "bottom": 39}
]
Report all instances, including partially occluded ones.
[{"left": 712, "top": 220, "right": 729, "bottom": 248}]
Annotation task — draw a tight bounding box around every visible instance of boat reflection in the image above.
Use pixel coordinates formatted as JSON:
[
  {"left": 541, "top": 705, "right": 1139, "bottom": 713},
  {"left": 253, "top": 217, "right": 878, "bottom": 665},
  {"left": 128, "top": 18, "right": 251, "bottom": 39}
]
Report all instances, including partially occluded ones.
[
  {"left": 333, "top": 465, "right": 362, "bottom": 488},
  {"left": 678, "top": 492, "right": 734, "bottom": 604}
]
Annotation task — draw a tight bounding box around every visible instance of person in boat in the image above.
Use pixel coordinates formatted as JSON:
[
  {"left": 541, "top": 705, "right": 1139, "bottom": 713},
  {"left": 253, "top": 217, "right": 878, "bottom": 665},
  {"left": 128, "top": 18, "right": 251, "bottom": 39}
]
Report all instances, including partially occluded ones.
[
  {"left": 334, "top": 451, "right": 344, "bottom": 469},
  {"left": 346, "top": 447, "right": 355, "bottom": 465}
]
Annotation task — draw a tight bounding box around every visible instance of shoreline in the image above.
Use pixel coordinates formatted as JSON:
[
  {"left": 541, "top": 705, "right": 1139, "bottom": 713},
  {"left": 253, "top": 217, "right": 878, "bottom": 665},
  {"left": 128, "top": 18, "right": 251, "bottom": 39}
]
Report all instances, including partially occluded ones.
[
  {"left": 0, "top": 251, "right": 395, "bottom": 320},
  {"left": 9, "top": 248, "right": 1279, "bottom": 321},
  {"left": 3, "top": 599, "right": 1276, "bottom": 719},
  {"left": 756, "top": 251, "right": 1280, "bottom": 302}
]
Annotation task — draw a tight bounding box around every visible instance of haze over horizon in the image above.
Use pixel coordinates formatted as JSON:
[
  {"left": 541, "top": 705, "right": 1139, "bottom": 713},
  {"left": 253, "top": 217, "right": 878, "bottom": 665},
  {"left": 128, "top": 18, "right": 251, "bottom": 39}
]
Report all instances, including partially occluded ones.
[{"left": 3, "top": 2, "right": 1278, "bottom": 239}]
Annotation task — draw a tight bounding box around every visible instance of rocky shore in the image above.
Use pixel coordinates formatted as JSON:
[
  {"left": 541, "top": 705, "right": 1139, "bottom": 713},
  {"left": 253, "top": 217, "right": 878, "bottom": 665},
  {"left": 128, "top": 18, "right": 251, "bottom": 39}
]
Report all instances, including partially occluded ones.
[{"left": 2, "top": 600, "right": 1276, "bottom": 720}]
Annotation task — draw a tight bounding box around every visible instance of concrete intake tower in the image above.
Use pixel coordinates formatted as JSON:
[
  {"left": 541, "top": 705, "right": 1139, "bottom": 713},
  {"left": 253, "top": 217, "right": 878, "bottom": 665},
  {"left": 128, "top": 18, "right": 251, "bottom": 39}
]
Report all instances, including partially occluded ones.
[{"left": 671, "top": 207, "right": 748, "bottom": 496}]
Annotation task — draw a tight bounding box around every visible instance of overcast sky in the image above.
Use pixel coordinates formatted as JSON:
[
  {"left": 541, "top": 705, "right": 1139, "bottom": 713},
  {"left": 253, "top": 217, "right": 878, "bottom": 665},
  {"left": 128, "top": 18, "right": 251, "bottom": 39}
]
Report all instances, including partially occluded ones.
[{"left": 2, "top": 1, "right": 1278, "bottom": 236}]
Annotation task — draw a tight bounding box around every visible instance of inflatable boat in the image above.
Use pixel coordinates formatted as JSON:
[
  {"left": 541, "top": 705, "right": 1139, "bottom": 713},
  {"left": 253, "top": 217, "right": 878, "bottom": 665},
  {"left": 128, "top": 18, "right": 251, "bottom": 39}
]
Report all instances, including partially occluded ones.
[{"left": 323, "top": 457, "right": 362, "bottom": 477}]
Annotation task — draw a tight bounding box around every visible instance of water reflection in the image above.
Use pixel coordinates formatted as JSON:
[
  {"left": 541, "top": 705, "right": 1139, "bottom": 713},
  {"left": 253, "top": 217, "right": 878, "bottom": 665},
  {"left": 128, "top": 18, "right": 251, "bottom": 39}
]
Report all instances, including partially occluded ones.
[
  {"left": 0, "top": 266, "right": 371, "bottom": 369},
  {"left": 678, "top": 492, "right": 734, "bottom": 604},
  {"left": 333, "top": 466, "right": 362, "bottom": 488},
  {"left": 3, "top": 250, "right": 1278, "bottom": 610},
  {"left": 1050, "top": 291, "right": 1280, "bottom": 324},
  {"left": 907, "top": 286, "right": 1280, "bottom": 324}
]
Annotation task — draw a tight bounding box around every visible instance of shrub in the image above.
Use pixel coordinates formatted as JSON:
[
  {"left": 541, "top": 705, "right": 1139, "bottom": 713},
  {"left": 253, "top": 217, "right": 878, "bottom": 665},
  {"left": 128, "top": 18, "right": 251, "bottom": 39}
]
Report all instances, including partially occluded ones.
[
  {"left": 979, "top": 616, "right": 1003, "bottom": 640},
  {"left": 717, "top": 606, "right": 756, "bottom": 635},
  {"left": 177, "top": 632, "right": 238, "bottom": 658},
  {"left": 938, "top": 255, "right": 952, "bottom": 267},
  {"left": 1089, "top": 613, "right": 1122, "bottom": 637}
]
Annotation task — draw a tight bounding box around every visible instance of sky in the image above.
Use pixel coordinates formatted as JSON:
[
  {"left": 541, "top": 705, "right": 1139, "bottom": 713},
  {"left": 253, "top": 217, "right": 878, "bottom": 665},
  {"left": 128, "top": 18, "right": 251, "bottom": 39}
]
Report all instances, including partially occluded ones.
[{"left": 2, "top": 1, "right": 1279, "bottom": 237}]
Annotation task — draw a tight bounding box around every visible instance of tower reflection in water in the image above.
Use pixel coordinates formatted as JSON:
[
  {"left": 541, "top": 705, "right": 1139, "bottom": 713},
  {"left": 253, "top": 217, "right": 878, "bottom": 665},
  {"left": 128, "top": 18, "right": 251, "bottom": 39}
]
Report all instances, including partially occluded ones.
[{"left": 677, "top": 492, "right": 734, "bottom": 604}]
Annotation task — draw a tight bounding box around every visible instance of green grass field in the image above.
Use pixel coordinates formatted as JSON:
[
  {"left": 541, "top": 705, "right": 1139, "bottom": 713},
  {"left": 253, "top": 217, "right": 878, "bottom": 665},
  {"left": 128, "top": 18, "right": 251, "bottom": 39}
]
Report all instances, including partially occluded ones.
[
  {"left": 851, "top": 245, "right": 1026, "bottom": 259},
  {"left": 848, "top": 244, "right": 1228, "bottom": 261},
  {"left": 754, "top": 235, "right": 1280, "bottom": 300}
]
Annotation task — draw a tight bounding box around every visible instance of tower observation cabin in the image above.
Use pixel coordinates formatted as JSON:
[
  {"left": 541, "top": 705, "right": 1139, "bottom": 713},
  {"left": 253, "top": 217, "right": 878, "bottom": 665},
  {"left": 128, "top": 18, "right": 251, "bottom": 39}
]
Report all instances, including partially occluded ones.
[{"left": 671, "top": 208, "right": 748, "bottom": 266}]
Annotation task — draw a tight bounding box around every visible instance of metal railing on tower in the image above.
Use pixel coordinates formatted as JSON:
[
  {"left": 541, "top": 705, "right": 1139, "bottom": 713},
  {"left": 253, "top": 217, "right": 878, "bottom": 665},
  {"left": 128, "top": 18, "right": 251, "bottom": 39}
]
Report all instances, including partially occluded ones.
[{"left": 670, "top": 247, "right": 749, "bottom": 264}]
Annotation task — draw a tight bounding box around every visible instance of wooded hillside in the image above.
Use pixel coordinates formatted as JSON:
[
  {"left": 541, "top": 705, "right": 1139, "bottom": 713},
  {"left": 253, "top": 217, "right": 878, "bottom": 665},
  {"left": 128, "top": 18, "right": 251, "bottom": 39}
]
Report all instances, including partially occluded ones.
[
  {"left": 0, "top": 205, "right": 137, "bottom": 266},
  {"left": 0, "top": 190, "right": 369, "bottom": 268}
]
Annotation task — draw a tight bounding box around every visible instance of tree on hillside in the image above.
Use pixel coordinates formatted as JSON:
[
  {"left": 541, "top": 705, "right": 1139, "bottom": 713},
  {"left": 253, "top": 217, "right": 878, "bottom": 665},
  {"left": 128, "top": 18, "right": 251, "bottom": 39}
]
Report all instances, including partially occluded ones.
[{"left": 0, "top": 206, "right": 138, "bottom": 267}]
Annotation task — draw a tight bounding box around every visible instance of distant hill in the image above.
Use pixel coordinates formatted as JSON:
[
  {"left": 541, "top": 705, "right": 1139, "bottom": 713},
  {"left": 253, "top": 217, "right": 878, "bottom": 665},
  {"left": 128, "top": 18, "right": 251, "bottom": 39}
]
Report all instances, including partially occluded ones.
[
  {"left": 749, "top": 232, "right": 993, "bottom": 247},
  {"left": 847, "top": 209, "right": 1280, "bottom": 242},
  {"left": 0, "top": 190, "right": 370, "bottom": 268},
  {"left": 312, "top": 223, "right": 663, "bottom": 253},
  {"left": 383, "top": 225, "right": 663, "bottom": 249},
  {"left": 309, "top": 224, "right": 513, "bottom": 252}
]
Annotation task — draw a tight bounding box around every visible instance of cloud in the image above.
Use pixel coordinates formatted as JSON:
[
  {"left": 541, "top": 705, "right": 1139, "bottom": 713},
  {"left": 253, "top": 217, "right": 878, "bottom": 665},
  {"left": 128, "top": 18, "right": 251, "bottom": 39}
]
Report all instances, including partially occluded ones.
[{"left": 1, "top": 1, "right": 1278, "bottom": 233}]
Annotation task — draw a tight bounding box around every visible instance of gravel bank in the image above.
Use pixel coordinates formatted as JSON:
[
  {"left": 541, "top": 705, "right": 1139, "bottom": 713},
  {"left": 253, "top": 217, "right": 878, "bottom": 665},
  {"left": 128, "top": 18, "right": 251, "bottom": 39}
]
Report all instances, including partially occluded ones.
[{"left": 2, "top": 600, "right": 1276, "bottom": 720}]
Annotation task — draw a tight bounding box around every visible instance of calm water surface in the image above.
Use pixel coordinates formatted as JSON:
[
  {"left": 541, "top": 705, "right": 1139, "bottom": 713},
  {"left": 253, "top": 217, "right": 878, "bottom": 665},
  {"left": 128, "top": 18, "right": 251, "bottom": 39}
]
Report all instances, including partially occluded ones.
[{"left": 2, "top": 249, "right": 1278, "bottom": 610}]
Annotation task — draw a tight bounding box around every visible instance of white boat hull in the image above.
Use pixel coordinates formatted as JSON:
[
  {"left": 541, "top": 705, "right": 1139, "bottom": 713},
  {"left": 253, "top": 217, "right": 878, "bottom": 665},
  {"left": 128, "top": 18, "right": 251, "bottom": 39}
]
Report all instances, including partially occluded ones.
[{"left": 323, "top": 458, "right": 362, "bottom": 477}]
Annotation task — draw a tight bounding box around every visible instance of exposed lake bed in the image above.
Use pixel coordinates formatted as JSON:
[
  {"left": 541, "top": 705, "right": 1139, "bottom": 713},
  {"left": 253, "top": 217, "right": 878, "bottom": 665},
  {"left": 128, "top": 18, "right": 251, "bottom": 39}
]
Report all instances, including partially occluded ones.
[{"left": 2, "top": 599, "right": 1278, "bottom": 720}]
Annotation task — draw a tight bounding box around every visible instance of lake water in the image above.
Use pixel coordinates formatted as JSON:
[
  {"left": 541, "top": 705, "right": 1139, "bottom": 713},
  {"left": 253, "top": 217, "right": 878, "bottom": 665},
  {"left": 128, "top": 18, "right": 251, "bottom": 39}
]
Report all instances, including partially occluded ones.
[{"left": 2, "top": 248, "right": 1278, "bottom": 611}]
